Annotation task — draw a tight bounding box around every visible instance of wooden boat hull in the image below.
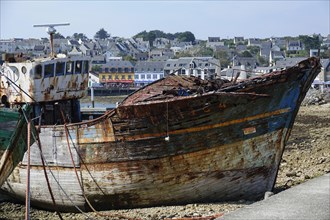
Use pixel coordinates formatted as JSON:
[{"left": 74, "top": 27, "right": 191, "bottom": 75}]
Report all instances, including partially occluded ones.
[
  {"left": 1, "top": 58, "right": 321, "bottom": 211},
  {"left": 0, "top": 105, "right": 33, "bottom": 186}
]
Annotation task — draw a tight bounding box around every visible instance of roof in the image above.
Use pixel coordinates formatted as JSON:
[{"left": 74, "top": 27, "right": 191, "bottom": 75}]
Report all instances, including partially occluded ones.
[
  {"left": 275, "top": 57, "right": 307, "bottom": 68},
  {"left": 134, "top": 61, "right": 166, "bottom": 72},
  {"left": 102, "top": 60, "right": 134, "bottom": 68}
]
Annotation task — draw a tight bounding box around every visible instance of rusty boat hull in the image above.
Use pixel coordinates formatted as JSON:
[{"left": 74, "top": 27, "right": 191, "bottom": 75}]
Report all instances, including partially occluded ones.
[{"left": 1, "top": 58, "right": 321, "bottom": 211}]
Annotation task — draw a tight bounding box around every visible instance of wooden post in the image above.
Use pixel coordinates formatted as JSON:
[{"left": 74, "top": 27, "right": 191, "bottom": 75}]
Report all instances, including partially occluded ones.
[{"left": 25, "top": 120, "right": 31, "bottom": 220}]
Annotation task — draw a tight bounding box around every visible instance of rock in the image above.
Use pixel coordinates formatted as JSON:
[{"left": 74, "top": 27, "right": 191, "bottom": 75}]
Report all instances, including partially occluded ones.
[{"left": 286, "top": 171, "right": 297, "bottom": 177}]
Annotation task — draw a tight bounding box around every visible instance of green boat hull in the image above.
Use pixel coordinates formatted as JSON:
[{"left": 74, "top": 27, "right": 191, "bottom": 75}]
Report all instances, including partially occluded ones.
[{"left": 0, "top": 105, "right": 35, "bottom": 186}]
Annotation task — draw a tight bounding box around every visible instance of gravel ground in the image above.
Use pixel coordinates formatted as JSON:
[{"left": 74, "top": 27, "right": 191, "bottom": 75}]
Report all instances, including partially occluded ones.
[{"left": 0, "top": 100, "right": 329, "bottom": 220}]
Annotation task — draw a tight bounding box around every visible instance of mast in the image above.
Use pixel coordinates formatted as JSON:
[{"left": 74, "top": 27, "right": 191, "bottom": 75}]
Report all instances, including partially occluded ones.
[{"left": 33, "top": 23, "right": 70, "bottom": 57}]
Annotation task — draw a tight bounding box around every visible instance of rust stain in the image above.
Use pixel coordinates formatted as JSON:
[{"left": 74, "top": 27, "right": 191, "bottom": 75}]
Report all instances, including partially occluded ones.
[{"left": 124, "top": 108, "right": 291, "bottom": 141}]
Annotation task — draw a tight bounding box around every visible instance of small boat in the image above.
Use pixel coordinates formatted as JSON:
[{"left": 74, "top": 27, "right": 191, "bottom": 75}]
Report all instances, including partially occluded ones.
[
  {"left": 0, "top": 104, "right": 34, "bottom": 186},
  {"left": 0, "top": 43, "right": 321, "bottom": 212}
]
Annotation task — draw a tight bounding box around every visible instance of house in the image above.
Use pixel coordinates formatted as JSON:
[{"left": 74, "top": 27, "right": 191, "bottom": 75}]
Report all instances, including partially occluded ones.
[
  {"left": 287, "top": 40, "right": 303, "bottom": 52},
  {"left": 270, "top": 37, "right": 287, "bottom": 49},
  {"left": 135, "top": 52, "right": 148, "bottom": 61},
  {"left": 206, "top": 37, "right": 224, "bottom": 49},
  {"left": 234, "top": 57, "right": 257, "bottom": 68},
  {"left": 98, "top": 60, "right": 134, "bottom": 87},
  {"left": 234, "top": 37, "right": 244, "bottom": 44},
  {"left": 153, "top": 38, "right": 171, "bottom": 49},
  {"left": 310, "top": 49, "right": 324, "bottom": 57},
  {"left": 269, "top": 50, "right": 285, "bottom": 64},
  {"left": 322, "top": 35, "right": 330, "bottom": 47},
  {"left": 248, "top": 38, "right": 262, "bottom": 47},
  {"left": 164, "top": 57, "right": 220, "bottom": 80},
  {"left": 33, "top": 45, "right": 46, "bottom": 57},
  {"left": 134, "top": 61, "right": 165, "bottom": 87},
  {"left": 0, "top": 39, "right": 16, "bottom": 53},
  {"left": 259, "top": 41, "right": 273, "bottom": 60},
  {"left": 318, "top": 59, "right": 330, "bottom": 82},
  {"left": 68, "top": 46, "right": 83, "bottom": 56}
]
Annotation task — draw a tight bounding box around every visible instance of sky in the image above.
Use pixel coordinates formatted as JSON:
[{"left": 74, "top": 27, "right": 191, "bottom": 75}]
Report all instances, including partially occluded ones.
[{"left": 0, "top": 0, "right": 329, "bottom": 40}]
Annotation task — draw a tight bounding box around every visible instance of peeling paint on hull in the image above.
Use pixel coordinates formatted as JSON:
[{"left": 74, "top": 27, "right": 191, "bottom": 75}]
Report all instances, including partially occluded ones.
[{"left": 1, "top": 57, "right": 321, "bottom": 212}]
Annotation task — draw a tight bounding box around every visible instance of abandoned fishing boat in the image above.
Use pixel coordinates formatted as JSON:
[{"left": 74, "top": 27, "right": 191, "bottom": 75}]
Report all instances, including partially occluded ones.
[
  {"left": 0, "top": 44, "right": 321, "bottom": 212},
  {"left": 0, "top": 104, "right": 34, "bottom": 187}
]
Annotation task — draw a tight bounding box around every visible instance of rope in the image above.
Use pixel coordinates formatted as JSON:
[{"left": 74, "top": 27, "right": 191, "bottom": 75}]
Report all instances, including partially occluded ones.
[
  {"left": 35, "top": 130, "right": 64, "bottom": 220},
  {"left": 22, "top": 108, "right": 89, "bottom": 218},
  {"left": 60, "top": 109, "right": 133, "bottom": 219},
  {"left": 66, "top": 131, "right": 106, "bottom": 195}
]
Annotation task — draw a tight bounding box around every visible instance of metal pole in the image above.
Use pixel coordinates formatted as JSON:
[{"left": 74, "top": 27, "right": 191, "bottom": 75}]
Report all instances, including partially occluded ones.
[
  {"left": 25, "top": 120, "right": 31, "bottom": 220},
  {"left": 91, "top": 86, "right": 95, "bottom": 108},
  {"left": 50, "top": 33, "right": 54, "bottom": 57}
]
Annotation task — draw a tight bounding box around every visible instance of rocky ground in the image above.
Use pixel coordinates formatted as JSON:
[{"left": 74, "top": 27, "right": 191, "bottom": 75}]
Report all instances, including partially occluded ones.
[{"left": 0, "top": 90, "right": 329, "bottom": 220}]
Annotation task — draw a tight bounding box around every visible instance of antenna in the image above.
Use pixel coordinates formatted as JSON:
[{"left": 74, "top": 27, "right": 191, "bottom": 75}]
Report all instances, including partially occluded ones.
[{"left": 33, "top": 23, "right": 70, "bottom": 57}]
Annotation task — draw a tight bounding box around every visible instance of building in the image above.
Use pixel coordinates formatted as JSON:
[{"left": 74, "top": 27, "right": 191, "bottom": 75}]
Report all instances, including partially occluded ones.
[
  {"left": 164, "top": 57, "right": 221, "bottom": 80},
  {"left": 134, "top": 61, "right": 165, "bottom": 87},
  {"left": 98, "top": 60, "right": 134, "bottom": 87}
]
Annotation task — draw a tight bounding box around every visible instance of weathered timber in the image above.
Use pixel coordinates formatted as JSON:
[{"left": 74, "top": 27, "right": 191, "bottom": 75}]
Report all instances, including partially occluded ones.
[{"left": 1, "top": 57, "right": 321, "bottom": 212}]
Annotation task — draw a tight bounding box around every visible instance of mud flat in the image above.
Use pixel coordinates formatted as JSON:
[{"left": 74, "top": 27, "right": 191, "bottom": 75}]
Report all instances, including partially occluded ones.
[{"left": 0, "top": 104, "right": 329, "bottom": 220}]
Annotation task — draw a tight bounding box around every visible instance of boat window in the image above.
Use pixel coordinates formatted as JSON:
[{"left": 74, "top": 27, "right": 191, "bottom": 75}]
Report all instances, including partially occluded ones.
[
  {"left": 21, "top": 66, "right": 27, "bottom": 74},
  {"left": 34, "top": 65, "right": 42, "bottom": 79},
  {"left": 44, "top": 63, "right": 55, "bottom": 78},
  {"left": 56, "top": 62, "right": 65, "bottom": 76},
  {"left": 66, "top": 61, "right": 73, "bottom": 74},
  {"left": 75, "top": 61, "right": 82, "bottom": 74},
  {"left": 83, "top": 61, "right": 89, "bottom": 73}
]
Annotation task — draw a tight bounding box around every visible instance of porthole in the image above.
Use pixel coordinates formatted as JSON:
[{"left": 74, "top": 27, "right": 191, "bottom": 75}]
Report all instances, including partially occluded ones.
[{"left": 21, "top": 66, "right": 27, "bottom": 74}]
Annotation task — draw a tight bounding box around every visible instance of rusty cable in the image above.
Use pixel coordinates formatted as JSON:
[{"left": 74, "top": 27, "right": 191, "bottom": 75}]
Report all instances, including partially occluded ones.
[
  {"left": 34, "top": 130, "right": 64, "bottom": 220},
  {"left": 60, "top": 109, "right": 134, "bottom": 220},
  {"left": 65, "top": 130, "right": 106, "bottom": 195},
  {"left": 21, "top": 108, "right": 89, "bottom": 218}
]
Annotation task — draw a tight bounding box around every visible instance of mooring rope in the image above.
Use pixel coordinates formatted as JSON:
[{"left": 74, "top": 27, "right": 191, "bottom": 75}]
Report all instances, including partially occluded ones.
[
  {"left": 21, "top": 110, "right": 90, "bottom": 218},
  {"left": 60, "top": 109, "right": 134, "bottom": 219}
]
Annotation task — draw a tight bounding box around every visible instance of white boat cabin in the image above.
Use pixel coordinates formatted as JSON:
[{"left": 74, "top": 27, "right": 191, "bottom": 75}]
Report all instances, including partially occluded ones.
[{"left": 1, "top": 54, "right": 90, "bottom": 125}]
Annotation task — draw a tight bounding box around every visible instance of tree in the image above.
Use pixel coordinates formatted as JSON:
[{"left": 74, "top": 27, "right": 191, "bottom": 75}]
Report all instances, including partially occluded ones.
[
  {"left": 72, "top": 33, "right": 88, "bottom": 41},
  {"left": 215, "top": 50, "right": 230, "bottom": 68},
  {"left": 53, "top": 32, "right": 65, "bottom": 39},
  {"left": 177, "top": 31, "right": 195, "bottom": 43},
  {"left": 240, "top": 51, "right": 253, "bottom": 57},
  {"left": 94, "top": 28, "right": 110, "bottom": 40},
  {"left": 299, "top": 35, "right": 321, "bottom": 51}
]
